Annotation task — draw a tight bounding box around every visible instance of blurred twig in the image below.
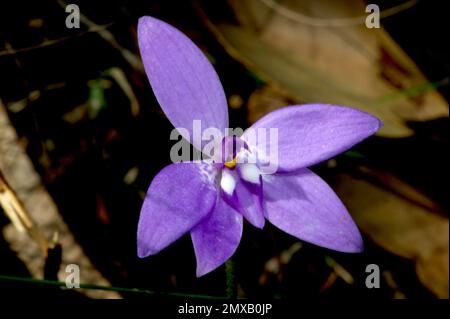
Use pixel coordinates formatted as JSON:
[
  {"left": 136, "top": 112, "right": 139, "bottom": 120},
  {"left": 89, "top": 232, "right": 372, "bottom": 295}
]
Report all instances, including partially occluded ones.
[
  {"left": 57, "top": 0, "right": 144, "bottom": 73},
  {"left": 0, "top": 170, "right": 49, "bottom": 255},
  {"left": 374, "top": 77, "right": 449, "bottom": 106},
  {"left": 7, "top": 82, "right": 66, "bottom": 113},
  {"left": 0, "top": 99, "right": 119, "bottom": 298},
  {"left": 0, "top": 24, "right": 114, "bottom": 57},
  {"left": 356, "top": 165, "right": 443, "bottom": 214},
  {"left": 105, "top": 68, "right": 140, "bottom": 116},
  {"left": 258, "top": 0, "right": 418, "bottom": 27},
  {"left": 324, "top": 256, "right": 354, "bottom": 285},
  {"left": 382, "top": 271, "right": 406, "bottom": 299}
]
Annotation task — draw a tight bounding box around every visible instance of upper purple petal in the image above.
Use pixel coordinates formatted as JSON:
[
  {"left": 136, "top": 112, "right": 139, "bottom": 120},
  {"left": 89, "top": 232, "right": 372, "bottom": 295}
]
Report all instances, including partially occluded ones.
[
  {"left": 138, "top": 16, "right": 228, "bottom": 148},
  {"left": 243, "top": 104, "right": 381, "bottom": 172},
  {"left": 191, "top": 197, "right": 243, "bottom": 277},
  {"left": 137, "top": 162, "right": 217, "bottom": 257},
  {"left": 263, "top": 168, "right": 363, "bottom": 252}
]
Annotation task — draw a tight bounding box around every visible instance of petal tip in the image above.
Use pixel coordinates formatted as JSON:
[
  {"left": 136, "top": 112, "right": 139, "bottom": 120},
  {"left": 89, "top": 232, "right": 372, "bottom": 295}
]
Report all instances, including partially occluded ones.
[
  {"left": 137, "top": 228, "right": 163, "bottom": 258},
  {"left": 137, "top": 15, "right": 147, "bottom": 24},
  {"left": 138, "top": 15, "right": 159, "bottom": 28},
  {"left": 195, "top": 261, "right": 217, "bottom": 277},
  {"left": 347, "top": 243, "right": 364, "bottom": 253},
  {"left": 374, "top": 117, "right": 383, "bottom": 132},
  {"left": 195, "top": 267, "right": 208, "bottom": 278},
  {"left": 137, "top": 240, "right": 160, "bottom": 258},
  {"left": 137, "top": 245, "right": 150, "bottom": 259},
  {"left": 251, "top": 217, "right": 265, "bottom": 229},
  {"left": 137, "top": 16, "right": 152, "bottom": 32},
  {"left": 368, "top": 114, "right": 383, "bottom": 135},
  {"left": 137, "top": 16, "right": 169, "bottom": 42},
  {"left": 342, "top": 233, "right": 364, "bottom": 253}
]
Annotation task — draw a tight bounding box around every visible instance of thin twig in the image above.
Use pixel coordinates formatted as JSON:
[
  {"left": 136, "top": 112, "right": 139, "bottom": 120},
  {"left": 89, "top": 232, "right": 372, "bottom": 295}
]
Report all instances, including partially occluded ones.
[
  {"left": 0, "top": 24, "right": 114, "bottom": 57},
  {"left": 0, "top": 274, "right": 226, "bottom": 299},
  {"left": 57, "top": 0, "right": 144, "bottom": 73},
  {"left": 258, "top": 0, "right": 418, "bottom": 27},
  {"left": 0, "top": 170, "right": 49, "bottom": 254}
]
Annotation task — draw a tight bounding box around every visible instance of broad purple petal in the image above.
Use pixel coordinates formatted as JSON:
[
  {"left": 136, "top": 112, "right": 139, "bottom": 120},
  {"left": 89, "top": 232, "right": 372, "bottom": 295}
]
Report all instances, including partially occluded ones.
[
  {"left": 191, "top": 197, "right": 243, "bottom": 277},
  {"left": 243, "top": 104, "right": 381, "bottom": 172},
  {"left": 137, "top": 162, "right": 217, "bottom": 258},
  {"left": 263, "top": 169, "right": 363, "bottom": 252},
  {"left": 138, "top": 16, "right": 228, "bottom": 148}
]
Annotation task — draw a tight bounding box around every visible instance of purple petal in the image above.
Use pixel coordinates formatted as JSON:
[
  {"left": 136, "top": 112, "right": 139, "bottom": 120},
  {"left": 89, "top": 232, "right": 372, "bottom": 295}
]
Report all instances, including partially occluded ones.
[
  {"left": 221, "top": 168, "right": 265, "bottom": 228},
  {"left": 191, "top": 197, "right": 243, "bottom": 277},
  {"left": 138, "top": 16, "right": 228, "bottom": 148},
  {"left": 244, "top": 104, "right": 381, "bottom": 172},
  {"left": 263, "top": 169, "right": 363, "bottom": 252},
  {"left": 137, "top": 162, "right": 217, "bottom": 258}
]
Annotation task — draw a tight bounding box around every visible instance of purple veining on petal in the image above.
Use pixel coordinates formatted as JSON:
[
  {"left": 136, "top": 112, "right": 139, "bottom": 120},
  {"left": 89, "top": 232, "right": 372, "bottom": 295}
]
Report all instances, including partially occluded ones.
[
  {"left": 243, "top": 104, "right": 382, "bottom": 173},
  {"left": 137, "top": 162, "right": 217, "bottom": 258},
  {"left": 137, "top": 16, "right": 228, "bottom": 150},
  {"left": 191, "top": 197, "right": 243, "bottom": 277},
  {"left": 263, "top": 168, "right": 363, "bottom": 253}
]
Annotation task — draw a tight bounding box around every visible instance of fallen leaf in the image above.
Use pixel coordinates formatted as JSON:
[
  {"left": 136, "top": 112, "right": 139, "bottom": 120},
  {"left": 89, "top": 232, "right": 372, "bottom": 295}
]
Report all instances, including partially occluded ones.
[
  {"left": 334, "top": 173, "right": 449, "bottom": 297},
  {"left": 195, "top": 0, "right": 448, "bottom": 137}
]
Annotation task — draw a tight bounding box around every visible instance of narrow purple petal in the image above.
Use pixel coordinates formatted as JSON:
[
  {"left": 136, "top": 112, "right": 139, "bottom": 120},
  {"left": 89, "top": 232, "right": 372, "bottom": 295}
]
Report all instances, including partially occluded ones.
[
  {"left": 221, "top": 168, "right": 265, "bottom": 228},
  {"left": 191, "top": 197, "right": 243, "bottom": 277},
  {"left": 137, "top": 163, "right": 217, "bottom": 258},
  {"left": 243, "top": 104, "right": 382, "bottom": 172},
  {"left": 138, "top": 16, "right": 228, "bottom": 148},
  {"left": 221, "top": 135, "right": 245, "bottom": 163},
  {"left": 263, "top": 169, "right": 363, "bottom": 252}
]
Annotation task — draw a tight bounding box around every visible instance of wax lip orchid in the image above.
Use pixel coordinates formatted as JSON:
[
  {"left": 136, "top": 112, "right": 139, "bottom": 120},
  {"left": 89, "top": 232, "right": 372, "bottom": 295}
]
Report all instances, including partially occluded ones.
[{"left": 136, "top": 16, "right": 382, "bottom": 277}]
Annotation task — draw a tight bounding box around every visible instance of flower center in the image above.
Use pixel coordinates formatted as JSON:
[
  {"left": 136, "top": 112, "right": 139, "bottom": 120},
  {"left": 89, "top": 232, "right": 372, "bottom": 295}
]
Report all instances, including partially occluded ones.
[
  {"left": 220, "top": 170, "right": 236, "bottom": 195},
  {"left": 224, "top": 157, "right": 237, "bottom": 169}
]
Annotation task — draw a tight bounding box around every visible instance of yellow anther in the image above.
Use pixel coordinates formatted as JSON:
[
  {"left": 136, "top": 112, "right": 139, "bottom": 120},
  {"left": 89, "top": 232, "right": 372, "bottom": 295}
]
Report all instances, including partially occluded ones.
[{"left": 224, "top": 157, "right": 237, "bottom": 169}]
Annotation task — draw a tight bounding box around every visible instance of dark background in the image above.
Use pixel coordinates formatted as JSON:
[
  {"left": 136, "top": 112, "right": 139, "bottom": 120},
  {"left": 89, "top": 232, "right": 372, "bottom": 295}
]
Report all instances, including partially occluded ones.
[{"left": 0, "top": 0, "right": 448, "bottom": 300}]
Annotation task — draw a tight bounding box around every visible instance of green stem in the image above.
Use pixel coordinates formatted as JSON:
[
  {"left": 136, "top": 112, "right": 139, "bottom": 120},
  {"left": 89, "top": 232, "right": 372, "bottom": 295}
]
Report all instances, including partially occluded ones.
[
  {"left": 225, "top": 259, "right": 237, "bottom": 298},
  {"left": 0, "top": 274, "right": 224, "bottom": 299}
]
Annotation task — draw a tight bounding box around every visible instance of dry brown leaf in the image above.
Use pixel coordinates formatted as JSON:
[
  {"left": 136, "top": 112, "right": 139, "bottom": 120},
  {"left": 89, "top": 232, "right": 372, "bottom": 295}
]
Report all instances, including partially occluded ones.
[
  {"left": 195, "top": 0, "right": 448, "bottom": 137},
  {"left": 334, "top": 173, "right": 449, "bottom": 298},
  {"left": 247, "top": 85, "right": 295, "bottom": 123}
]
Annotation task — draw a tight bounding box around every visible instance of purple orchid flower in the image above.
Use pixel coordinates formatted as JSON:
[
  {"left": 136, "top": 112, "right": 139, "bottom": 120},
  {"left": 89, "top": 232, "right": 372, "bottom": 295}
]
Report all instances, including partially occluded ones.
[{"left": 136, "top": 16, "right": 382, "bottom": 277}]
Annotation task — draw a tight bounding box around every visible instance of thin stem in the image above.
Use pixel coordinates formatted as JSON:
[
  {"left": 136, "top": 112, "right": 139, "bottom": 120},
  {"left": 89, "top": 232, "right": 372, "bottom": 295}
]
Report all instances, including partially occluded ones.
[
  {"left": 375, "top": 78, "right": 449, "bottom": 106},
  {"left": 225, "top": 259, "right": 237, "bottom": 298},
  {"left": 0, "top": 274, "right": 225, "bottom": 299}
]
